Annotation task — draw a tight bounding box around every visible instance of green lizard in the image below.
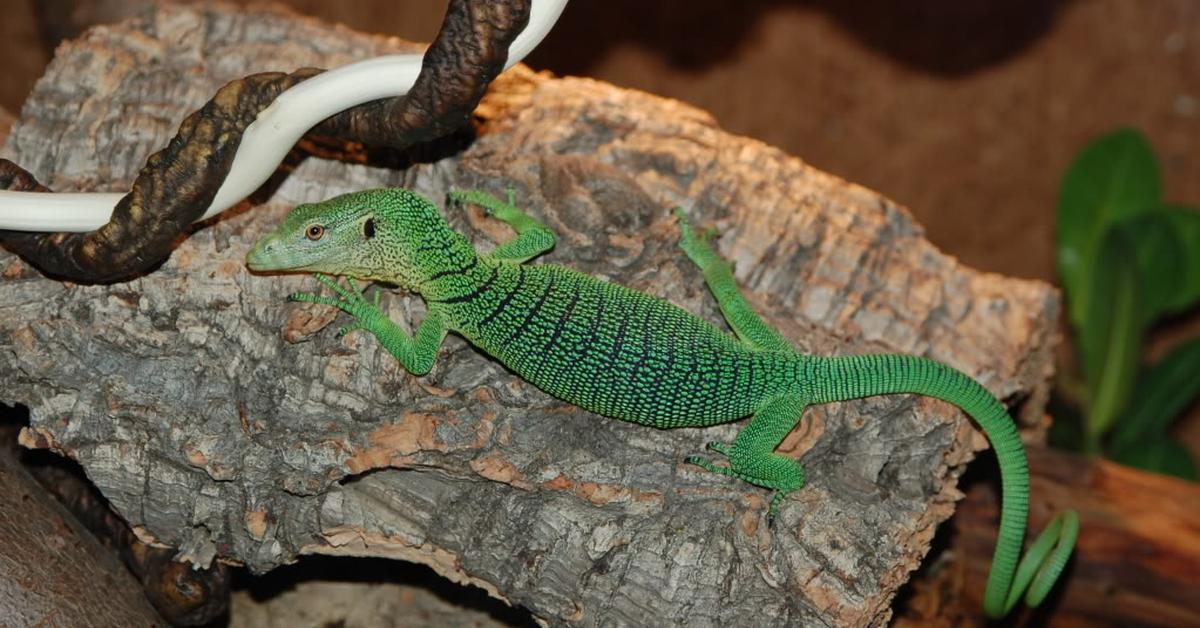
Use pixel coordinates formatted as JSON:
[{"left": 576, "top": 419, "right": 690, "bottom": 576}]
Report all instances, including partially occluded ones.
[{"left": 246, "top": 187, "right": 1078, "bottom": 618}]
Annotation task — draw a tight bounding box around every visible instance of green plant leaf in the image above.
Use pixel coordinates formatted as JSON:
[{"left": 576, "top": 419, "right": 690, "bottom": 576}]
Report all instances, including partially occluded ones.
[
  {"left": 1152, "top": 206, "right": 1200, "bottom": 314},
  {"left": 1116, "top": 213, "right": 1185, "bottom": 326},
  {"left": 1110, "top": 338, "right": 1200, "bottom": 452},
  {"left": 1081, "top": 227, "right": 1143, "bottom": 441},
  {"left": 1110, "top": 435, "right": 1198, "bottom": 481},
  {"left": 1115, "top": 207, "right": 1200, "bottom": 326},
  {"left": 1058, "top": 129, "right": 1161, "bottom": 329}
]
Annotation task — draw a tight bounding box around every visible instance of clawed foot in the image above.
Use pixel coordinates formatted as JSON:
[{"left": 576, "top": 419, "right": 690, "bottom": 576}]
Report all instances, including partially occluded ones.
[
  {"left": 674, "top": 208, "right": 724, "bottom": 269},
  {"left": 288, "top": 274, "right": 383, "bottom": 336},
  {"left": 685, "top": 439, "right": 800, "bottom": 527},
  {"left": 684, "top": 454, "right": 731, "bottom": 477},
  {"left": 448, "top": 187, "right": 519, "bottom": 217},
  {"left": 706, "top": 440, "right": 731, "bottom": 456},
  {"left": 674, "top": 207, "right": 718, "bottom": 240},
  {"left": 683, "top": 440, "right": 735, "bottom": 475},
  {"left": 767, "top": 492, "right": 787, "bottom": 527}
]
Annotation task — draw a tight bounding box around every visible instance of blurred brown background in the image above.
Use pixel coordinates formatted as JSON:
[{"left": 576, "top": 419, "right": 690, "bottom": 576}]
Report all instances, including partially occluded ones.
[{"left": 2, "top": 1, "right": 1198, "bottom": 445}]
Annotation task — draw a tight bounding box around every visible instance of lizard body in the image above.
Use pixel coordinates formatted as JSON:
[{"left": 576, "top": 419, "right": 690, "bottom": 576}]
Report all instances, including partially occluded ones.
[
  {"left": 447, "top": 261, "right": 794, "bottom": 427},
  {"left": 247, "top": 187, "right": 1077, "bottom": 618}
]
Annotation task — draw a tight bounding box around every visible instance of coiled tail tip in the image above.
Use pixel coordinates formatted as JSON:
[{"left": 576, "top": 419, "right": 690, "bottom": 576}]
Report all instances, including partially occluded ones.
[{"left": 983, "top": 509, "right": 1080, "bottom": 619}]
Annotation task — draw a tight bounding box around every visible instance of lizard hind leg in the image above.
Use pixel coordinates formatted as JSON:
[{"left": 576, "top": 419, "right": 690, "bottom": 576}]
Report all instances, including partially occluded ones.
[
  {"left": 673, "top": 208, "right": 793, "bottom": 353},
  {"left": 686, "top": 393, "right": 809, "bottom": 522}
]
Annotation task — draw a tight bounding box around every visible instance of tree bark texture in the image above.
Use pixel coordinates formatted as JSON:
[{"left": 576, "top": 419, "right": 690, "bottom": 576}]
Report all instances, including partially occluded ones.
[
  {"left": 0, "top": 421, "right": 166, "bottom": 626},
  {"left": 0, "top": 4, "right": 1059, "bottom": 626}
]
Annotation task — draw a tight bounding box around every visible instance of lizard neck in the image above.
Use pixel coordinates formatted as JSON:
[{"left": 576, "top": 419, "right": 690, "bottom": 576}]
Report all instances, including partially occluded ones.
[
  {"left": 412, "top": 242, "right": 492, "bottom": 302},
  {"left": 363, "top": 206, "right": 484, "bottom": 297}
]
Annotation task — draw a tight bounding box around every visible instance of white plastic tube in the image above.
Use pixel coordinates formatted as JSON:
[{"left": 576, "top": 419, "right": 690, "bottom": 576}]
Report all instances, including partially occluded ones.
[{"left": 0, "top": 0, "right": 568, "bottom": 232}]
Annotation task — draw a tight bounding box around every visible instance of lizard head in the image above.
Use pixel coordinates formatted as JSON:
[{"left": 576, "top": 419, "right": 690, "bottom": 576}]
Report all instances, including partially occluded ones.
[{"left": 246, "top": 187, "right": 466, "bottom": 288}]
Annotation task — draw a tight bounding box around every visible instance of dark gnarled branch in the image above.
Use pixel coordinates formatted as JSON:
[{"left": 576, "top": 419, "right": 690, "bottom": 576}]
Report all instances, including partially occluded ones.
[
  {"left": 0, "top": 0, "right": 531, "bottom": 283},
  {"left": 1, "top": 71, "right": 317, "bottom": 282},
  {"left": 314, "top": 0, "right": 531, "bottom": 147}
]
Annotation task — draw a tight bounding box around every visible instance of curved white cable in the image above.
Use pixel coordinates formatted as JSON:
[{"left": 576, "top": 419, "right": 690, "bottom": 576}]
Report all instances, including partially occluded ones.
[{"left": 0, "top": 0, "right": 568, "bottom": 232}]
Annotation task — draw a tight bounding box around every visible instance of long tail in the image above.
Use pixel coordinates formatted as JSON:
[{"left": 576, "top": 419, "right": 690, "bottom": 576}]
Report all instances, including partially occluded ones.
[{"left": 806, "top": 354, "right": 1078, "bottom": 618}]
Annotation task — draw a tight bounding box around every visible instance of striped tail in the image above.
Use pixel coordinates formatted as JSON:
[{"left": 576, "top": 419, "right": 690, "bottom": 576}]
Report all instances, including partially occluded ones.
[{"left": 806, "top": 354, "right": 1078, "bottom": 618}]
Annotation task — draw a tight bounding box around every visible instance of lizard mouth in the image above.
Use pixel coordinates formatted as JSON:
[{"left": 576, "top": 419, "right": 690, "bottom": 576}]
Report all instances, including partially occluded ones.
[
  {"left": 244, "top": 239, "right": 304, "bottom": 272},
  {"left": 245, "top": 238, "right": 347, "bottom": 275},
  {"left": 245, "top": 240, "right": 278, "bottom": 271}
]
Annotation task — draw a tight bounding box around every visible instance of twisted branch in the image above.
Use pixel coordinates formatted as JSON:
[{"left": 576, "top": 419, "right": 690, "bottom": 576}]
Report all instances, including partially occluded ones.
[
  {"left": 0, "top": 0, "right": 532, "bottom": 283},
  {"left": 314, "top": 0, "right": 531, "bottom": 147},
  {"left": 1, "top": 71, "right": 317, "bottom": 281}
]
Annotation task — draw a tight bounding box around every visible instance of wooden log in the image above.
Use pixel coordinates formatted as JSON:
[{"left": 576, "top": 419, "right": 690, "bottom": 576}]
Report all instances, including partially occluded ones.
[
  {"left": 0, "top": 416, "right": 165, "bottom": 626},
  {"left": 896, "top": 447, "right": 1200, "bottom": 627},
  {"left": 227, "top": 554, "right": 532, "bottom": 628},
  {"left": 0, "top": 3, "right": 1059, "bottom": 625}
]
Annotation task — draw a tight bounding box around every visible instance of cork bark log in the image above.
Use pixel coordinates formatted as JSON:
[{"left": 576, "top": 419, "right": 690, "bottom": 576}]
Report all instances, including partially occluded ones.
[
  {"left": 0, "top": 4, "right": 1059, "bottom": 626},
  {"left": 0, "top": 421, "right": 165, "bottom": 626}
]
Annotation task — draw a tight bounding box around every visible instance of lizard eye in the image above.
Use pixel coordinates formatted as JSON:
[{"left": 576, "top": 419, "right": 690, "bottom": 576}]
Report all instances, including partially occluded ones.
[{"left": 305, "top": 224, "right": 325, "bottom": 240}]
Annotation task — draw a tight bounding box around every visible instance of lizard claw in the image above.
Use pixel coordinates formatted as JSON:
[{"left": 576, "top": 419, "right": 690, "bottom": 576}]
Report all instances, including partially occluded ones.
[
  {"left": 337, "top": 322, "right": 367, "bottom": 338},
  {"left": 706, "top": 441, "right": 732, "bottom": 456},
  {"left": 685, "top": 454, "right": 738, "bottom": 479},
  {"left": 767, "top": 492, "right": 786, "bottom": 527},
  {"left": 448, "top": 189, "right": 507, "bottom": 216},
  {"left": 673, "top": 208, "right": 715, "bottom": 239}
]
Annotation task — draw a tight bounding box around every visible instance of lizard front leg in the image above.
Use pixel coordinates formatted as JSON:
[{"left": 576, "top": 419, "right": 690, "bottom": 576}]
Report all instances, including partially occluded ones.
[
  {"left": 289, "top": 274, "right": 448, "bottom": 375},
  {"left": 449, "top": 189, "right": 556, "bottom": 263}
]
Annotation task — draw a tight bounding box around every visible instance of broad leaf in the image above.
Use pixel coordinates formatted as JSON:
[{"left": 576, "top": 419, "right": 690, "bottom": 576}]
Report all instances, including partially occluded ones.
[
  {"left": 1110, "top": 338, "right": 1200, "bottom": 452},
  {"left": 1111, "top": 435, "right": 1198, "bottom": 481},
  {"left": 1058, "top": 129, "right": 1161, "bottom": 329},
  {"left": 1081, "top": 227, "right": 1142, "bottom": 439},
  {"left": 1116, "top": 207, "right": 1200, "bottom": 326},
  {"left": 1151, "top": 206, "right": 1200, "bottom": 315}
]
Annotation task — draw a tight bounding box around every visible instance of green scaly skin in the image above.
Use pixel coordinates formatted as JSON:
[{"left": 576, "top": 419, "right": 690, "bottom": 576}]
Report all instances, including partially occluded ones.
[{"left": 246, "top": 187, "right": 1078, "bottom": 618}]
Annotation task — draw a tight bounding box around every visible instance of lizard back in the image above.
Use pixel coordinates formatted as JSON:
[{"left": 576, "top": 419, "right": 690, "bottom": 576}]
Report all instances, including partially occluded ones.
[{"left": 438, "top": 260, "right": 799, "bottom": 427}]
